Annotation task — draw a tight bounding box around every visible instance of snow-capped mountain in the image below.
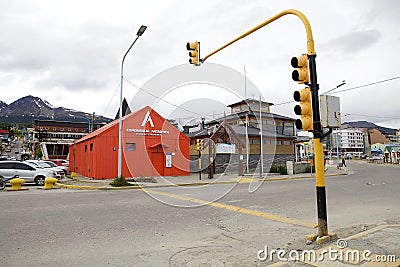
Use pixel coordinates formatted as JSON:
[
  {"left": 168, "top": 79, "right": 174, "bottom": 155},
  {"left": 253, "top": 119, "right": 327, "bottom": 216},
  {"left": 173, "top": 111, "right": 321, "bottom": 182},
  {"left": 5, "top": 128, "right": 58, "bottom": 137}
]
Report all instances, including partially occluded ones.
[
  {"left": 0, "top": 95, "right": 111, "bottom": 124},
  {"left": 0, "top": 101, "right": 7, "bottom": 112}
]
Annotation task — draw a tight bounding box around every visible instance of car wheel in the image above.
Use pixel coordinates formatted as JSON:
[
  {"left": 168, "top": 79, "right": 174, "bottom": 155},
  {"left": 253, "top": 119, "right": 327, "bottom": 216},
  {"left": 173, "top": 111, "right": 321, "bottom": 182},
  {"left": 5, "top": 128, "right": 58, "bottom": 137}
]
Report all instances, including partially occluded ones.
[
  {"left": 35, "top": 176, "right": 45, "bottom": 186},
  {"left": 0, "top": 180, "right": 5, "bottom": 190}
]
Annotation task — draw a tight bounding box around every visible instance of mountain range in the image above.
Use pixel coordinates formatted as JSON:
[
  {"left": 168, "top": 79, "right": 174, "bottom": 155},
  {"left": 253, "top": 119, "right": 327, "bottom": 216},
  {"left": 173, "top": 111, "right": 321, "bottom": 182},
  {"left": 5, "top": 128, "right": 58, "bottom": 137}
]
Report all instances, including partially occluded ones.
[
  {"left": 0, "top": 95, "right": 112, "bottom": 124},
  {"left": 342, "top": 121, "right": 397, "bottom": 135}
]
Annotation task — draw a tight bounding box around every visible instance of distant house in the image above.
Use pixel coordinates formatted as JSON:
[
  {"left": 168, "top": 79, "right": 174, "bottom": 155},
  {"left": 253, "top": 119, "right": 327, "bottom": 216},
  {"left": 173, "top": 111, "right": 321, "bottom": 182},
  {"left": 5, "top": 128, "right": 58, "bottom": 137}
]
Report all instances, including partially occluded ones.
[
  {"left": 0, "top": 129, "right": 9, "bottom": 143},
  {"left": 371, "top": 143, "right": 400, "bottom": 164},
  {"left": 188, "top": 98, "right": 296, "bottom": 173}
]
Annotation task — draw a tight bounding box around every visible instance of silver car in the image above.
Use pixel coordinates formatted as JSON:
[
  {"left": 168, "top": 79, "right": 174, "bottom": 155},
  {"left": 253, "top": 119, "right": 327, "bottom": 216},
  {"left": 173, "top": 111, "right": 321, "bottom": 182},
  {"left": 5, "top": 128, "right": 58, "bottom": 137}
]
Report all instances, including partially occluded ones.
[
  {"left": 25, "top": 160, "right": 65, "bottom": 180},
  {"left": 0, "top": 160, "right": 57, "bottom": 186}
]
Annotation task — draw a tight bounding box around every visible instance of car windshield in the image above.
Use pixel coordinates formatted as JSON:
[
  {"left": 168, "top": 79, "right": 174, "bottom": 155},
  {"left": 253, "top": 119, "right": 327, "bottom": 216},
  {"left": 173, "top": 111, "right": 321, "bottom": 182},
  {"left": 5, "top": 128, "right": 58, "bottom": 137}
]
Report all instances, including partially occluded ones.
[
  {"left": 45, "top": 161, "right": 58, "bottom": 167},
  {"left": 27, "top": 161, "right": 42, "bottom": 168},
  {"left": 36, "top": 162, "right": 52, "bottom": 168}
]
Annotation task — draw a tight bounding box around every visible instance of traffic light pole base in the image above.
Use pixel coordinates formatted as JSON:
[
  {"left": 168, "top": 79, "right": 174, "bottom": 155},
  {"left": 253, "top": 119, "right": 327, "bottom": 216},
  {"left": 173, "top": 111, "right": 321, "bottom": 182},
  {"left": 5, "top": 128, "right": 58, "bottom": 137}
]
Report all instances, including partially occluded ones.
[{"left": 305, "top": 233, "right": 338, "bottom": 245}]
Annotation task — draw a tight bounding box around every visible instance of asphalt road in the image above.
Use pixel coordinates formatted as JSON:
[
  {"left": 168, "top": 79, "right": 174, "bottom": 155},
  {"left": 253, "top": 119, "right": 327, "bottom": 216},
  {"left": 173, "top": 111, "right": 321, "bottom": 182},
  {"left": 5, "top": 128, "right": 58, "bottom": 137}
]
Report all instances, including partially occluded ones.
[{"left": 0, "top": 161, "right": 399, "bottom": 266}]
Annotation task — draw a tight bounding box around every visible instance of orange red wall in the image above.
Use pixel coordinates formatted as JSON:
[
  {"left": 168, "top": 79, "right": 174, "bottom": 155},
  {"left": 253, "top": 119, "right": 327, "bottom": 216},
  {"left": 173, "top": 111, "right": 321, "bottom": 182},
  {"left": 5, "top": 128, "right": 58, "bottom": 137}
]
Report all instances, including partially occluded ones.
[{"left": 69, "top": 107, "right": 190, "bottom": 179}]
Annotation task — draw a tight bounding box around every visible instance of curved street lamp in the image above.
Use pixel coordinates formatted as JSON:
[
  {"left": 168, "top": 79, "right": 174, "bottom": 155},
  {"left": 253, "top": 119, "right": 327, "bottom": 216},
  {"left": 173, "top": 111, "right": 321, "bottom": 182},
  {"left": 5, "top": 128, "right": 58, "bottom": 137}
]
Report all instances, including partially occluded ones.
[
  {"left": 118, "top": 25, "right": 147, "bottom": 178},
  {"left": 69, "top": 114, "right": 91, "bottom": 133}
]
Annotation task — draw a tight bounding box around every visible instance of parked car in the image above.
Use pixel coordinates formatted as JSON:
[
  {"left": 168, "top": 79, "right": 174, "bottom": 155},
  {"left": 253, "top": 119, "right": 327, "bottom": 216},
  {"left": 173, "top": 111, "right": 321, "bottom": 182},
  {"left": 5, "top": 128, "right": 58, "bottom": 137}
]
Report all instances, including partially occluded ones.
[
  {"left": 50, "top": 159, "right": 69, "bottom": 168},
  {"left": 25, "top": 160, "right": 65, "bottom": 180},
  {"left": 43, "top": 160, "right": 68, "bottom": 175},
  {"left": 0, "top": 160, "right": 57, "bottom": 186}
]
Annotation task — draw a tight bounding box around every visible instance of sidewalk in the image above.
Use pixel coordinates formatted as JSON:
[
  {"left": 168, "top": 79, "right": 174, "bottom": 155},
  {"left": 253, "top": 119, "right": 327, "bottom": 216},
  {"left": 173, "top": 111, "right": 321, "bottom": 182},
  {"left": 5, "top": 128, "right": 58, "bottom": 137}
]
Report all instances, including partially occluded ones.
[{"left": 57, "top": 163, "right": 348, "bottom": 190}]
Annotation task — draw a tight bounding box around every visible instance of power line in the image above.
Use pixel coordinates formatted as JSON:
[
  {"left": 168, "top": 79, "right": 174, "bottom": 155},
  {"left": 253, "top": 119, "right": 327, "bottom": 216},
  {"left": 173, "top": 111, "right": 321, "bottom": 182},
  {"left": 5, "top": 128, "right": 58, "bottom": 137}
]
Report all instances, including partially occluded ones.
[
  {"left": 123, "top": 78, "right": 204, "bottom": 116},
  {"left": 273, "top": 76, "right": 400, "bottom": 106},
  {"left": 330, "top": 76, "right": 400, "bottom": 95},
  {"left": 274, "top": 100, "right": 294, "bottom": 106},
  {"left": 102, "top": 82, "right": 120, "bottom": 116},
  {"left": 342, "top": 113, "right": 400, "bottom": 120}
]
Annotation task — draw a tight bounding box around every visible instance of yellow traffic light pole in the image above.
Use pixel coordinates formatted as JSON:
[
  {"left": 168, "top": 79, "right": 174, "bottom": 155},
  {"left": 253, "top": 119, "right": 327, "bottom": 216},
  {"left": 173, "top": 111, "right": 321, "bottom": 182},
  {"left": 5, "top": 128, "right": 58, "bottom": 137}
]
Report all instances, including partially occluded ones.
[{"left": 199, "top": 9, "right": 330, "bottom": 241}]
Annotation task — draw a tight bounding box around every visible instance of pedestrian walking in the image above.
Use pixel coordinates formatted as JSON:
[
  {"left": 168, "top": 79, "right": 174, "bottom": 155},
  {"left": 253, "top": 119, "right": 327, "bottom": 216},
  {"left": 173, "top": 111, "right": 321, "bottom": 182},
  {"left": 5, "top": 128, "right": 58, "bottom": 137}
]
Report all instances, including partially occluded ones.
[{"left": 341, "top": 157, "right": 346, "bottom": 167}]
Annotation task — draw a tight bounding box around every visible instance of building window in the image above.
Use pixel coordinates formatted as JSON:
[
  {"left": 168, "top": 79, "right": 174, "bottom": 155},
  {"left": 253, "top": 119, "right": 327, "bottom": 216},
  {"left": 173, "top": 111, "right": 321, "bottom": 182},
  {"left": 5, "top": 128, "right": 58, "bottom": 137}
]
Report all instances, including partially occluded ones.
[
  {"left": 90, "top": 143, "right": 93, "bottom": 151},
  {"left": 45, "top": 127, "right": 49, "bottom": 130},
  {"left": 60, "top": 128, "right": 64, "bottom": 131},
  {"left": 84, "top": 145, "right": 87, "bottom": 152},
  {"left": 283, "top": 141, "right": 291, "bottom": 146},
  {"left": 68, "top": 128, "right": 71, "bottom": 132},
  {"left": 53, "top": 127, "right": 57, "bottom": 131},
  {"left": 75, "top": 129, "right": 79, "bottom": 132},
  {"left": 126, "top": 143, "right": 136, "bottom": 151}
]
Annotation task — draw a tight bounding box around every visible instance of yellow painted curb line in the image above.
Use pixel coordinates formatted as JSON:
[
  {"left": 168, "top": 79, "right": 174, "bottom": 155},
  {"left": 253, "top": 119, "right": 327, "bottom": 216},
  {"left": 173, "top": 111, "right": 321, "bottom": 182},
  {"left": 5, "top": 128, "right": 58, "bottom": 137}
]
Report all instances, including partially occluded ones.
[
  {"left": 55, "top": 172, "right": 347, "bottom": 191},
  {"left": 145, "top": 188, "right": 316, "bottom": 229}
]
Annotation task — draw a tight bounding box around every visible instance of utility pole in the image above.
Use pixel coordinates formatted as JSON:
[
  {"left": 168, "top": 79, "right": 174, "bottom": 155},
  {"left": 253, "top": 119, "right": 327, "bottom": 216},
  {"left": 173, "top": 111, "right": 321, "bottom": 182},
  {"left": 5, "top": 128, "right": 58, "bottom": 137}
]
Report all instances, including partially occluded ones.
[{"left": 91, "top": 112, "right": 95, "bottom": 133}]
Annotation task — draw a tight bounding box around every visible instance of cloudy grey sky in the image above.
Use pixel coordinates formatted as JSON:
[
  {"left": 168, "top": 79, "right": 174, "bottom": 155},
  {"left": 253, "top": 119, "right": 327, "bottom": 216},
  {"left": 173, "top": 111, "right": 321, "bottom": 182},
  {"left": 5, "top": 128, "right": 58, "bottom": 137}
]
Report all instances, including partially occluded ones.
[{"left": 1, "top": 0, "right": 399, "bottom": 129}]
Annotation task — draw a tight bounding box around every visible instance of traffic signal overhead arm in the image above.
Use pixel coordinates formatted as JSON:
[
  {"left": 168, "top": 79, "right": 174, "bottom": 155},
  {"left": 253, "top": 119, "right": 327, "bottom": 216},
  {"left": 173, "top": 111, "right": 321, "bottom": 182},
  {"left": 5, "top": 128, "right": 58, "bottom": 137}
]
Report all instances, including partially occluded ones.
[{"left": 201, "top": 9, "right": 315, "bottom": 63}]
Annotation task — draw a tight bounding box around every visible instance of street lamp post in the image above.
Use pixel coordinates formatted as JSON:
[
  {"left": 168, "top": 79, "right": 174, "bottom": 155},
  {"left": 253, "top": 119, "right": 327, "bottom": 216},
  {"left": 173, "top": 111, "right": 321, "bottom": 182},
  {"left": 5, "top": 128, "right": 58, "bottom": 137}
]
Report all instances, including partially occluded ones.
[
  {"left": 336, "top": 130, "right": 341, "bottom": 158},
  {"left": 207, "top": 128, "right": 214, "bottom": 179},
  {"left": 70, "top": 115, "right": 91, "bottom": 133},
  {"left": 118, "top": 25, "right": 147, "bottom": 178}
]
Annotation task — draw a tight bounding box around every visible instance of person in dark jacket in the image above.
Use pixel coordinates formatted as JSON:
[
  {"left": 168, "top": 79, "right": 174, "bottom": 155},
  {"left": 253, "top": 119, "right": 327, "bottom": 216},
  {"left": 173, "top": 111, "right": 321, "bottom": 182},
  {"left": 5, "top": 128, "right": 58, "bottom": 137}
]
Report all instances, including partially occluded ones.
[{"left": 341, "top": 157, "right": 346, "bottom": 167}]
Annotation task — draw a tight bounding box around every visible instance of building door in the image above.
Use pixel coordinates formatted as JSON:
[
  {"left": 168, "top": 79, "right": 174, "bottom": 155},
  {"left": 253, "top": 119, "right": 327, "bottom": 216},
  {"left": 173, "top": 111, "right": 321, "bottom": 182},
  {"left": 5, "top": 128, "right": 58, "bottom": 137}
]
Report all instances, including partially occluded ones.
[{"left": 152, "top": 151, "right": 164, "bottom": 176}]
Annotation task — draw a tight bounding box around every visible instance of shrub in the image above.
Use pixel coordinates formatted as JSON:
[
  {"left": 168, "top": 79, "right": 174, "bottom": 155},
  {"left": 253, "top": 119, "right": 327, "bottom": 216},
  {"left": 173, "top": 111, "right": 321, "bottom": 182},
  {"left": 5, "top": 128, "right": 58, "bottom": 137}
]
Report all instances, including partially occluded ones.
[
  {"left": 305, "top": 166, "right": 315, "bottom": 173},
  {"left": 110, "top": 176, "right": 132, "bottom": 187},
  {"left": 269, "top": 165, "right": 287, "bottom": 175}
]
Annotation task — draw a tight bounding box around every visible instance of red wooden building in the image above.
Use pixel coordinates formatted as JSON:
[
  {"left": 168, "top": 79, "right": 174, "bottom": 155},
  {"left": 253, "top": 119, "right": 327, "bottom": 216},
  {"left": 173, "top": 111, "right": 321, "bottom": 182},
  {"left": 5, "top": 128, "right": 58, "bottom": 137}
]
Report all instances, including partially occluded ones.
[{"left": 69, "top": 106, "right": 190, "bottom": 179}]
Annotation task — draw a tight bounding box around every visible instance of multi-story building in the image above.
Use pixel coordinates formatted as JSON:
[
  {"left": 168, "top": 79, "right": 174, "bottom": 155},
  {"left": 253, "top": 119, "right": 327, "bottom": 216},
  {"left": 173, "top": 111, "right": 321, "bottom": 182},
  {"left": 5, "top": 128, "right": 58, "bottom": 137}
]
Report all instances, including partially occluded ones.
[
  {"left": 188, "top": 98, "right": 296, "bottom": 173},
  {"left": 32, "top": 119, "right": 107, "bottom": 159},
  {"left": 397, "top": 129, "right": 400, "bottom": 143},
  {"left": 340, "top": 129, "right": 364, "bottom": 153},
  {"left": 368, "top": 128, "right": 390, "bottom": 145},
  {"left": 327, "top": 128, "right": 366, "bottom": 157}
]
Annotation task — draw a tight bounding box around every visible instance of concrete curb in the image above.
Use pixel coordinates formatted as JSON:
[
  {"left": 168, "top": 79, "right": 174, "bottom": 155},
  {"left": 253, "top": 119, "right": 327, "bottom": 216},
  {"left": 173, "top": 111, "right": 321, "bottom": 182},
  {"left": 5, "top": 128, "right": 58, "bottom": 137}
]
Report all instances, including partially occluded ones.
[{"left": 54, "top": 172, "right": 348, "bottom": 191}]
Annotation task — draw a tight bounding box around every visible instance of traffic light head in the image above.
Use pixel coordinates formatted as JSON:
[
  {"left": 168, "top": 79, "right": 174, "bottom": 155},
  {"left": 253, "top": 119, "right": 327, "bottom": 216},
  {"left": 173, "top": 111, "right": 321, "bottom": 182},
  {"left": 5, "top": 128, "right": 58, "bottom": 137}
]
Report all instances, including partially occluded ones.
[
  {"left": 293, "top": 87, "right": 313, "bottom": 131},
  {"left": 291, "top": 54, "right": 309, "bottom": 84},
  {"left": 196, "top": 139, "right": 203, "bottom": 151},
  {"left": 187, "top": 41, "right": 200, "bottom": 66}
]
